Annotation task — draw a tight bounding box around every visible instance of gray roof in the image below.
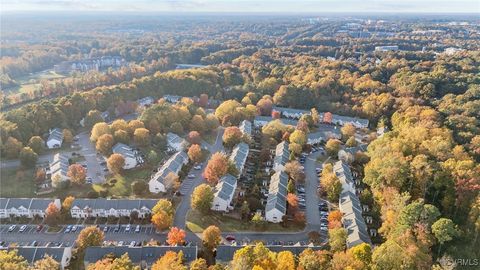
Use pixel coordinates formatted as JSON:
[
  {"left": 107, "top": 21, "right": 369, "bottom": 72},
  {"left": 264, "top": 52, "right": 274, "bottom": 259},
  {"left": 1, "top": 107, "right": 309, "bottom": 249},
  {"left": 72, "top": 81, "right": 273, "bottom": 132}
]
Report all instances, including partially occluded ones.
[
  {"left": 47, "top": 128, "right": 64, "bottom": 142},
  {"left": 167, "top": 132, "right": 185, "bottom": 146},
  {"left": 0, "top": 198, "right": 9, "bottom": 209},
  {"left": 214, "top": 174, "right": 237, "bottom": 201},
  {"left": 84, "top": 246, "right": 198, "bottom": 265},
  {"left": 318, "top": 112, "right": 369, "bottom": 127},
  {"left": 334, "top": 160, "right": 354, "bottom": 186},
  {"left": 137, "top": 96, "right": 154, "bottom": 106},
  {"left": 239, "top": 120, "right": 252, "bottom": 136},
  {"left": 3, "top": 198, "right": 33, "bottom": 210},
  {"left": 163, "top": 95, "right": 182, "bottom": 103},
  {"left": 307, "top": 130, "right": 341, "bottom": 141},
  {"left": 50, "top": 153, "right": 69, "bottom": 177},
  {"left": 254, "top": 116, "right": 298, "bottom": 126},
  {"left": 273, "top": 141, "right": 289, "bottom": 170},
  {"left": 339, "top": 191, "right": 371, "bottom": 248},
  {"left": 112, "top": 143, "right": 136, "bottom": 159},
  {"left": 4, "top": 247, "right": 69, "bottom": 265},
  {"left": 273, "top": 106, "right": 310, "bottom": 115},
  {"left": 229, "top": 142, "right": 249, "bottom": 173},
  {"left": 71, "top": 199, "right": 157, "bottom": 211},
  {"left": 152, "top": 151, "right": 188, "bottom": 185},
  {"left": 265, "top": 171, "right": 288, "bottom": 213},
  {"left": 216, "top": 245, "right": 324, "bottom": 262},
  {"left": 340, "top": 144, "right": 368, "bottom": 156}
]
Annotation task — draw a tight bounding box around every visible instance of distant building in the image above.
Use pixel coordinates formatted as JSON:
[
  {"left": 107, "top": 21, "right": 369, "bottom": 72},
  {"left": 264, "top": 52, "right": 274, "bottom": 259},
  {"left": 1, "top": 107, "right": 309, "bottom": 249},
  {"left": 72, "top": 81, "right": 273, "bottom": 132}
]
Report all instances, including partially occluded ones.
[
  {"left": 265, "top": 170, "right": 288, "bottom": 223},
  {"left": 149, "top": 151, "right": 189, "bottom": 193},
  {"left": 319, "top": 113, "right": 369, "bottom": 129},
  {"left": 163, "top": 95, "right": 182, "bottom": 104},
  {"left": 167, "top": 132, "right": 186, "bottom": 152},
  {"left": 46, "top": 128, "right": 64, "bottom": 149},
  {"left": 176, "top": 64, "right": 207, "bottom": 69},
  {"left": 253, "top": 116, "right": 298, "bottom": 128},
  {"left": 374, "top": 45, "right": 399, "bottom": 52},
  {"left": 0, "top": 198, "right": 61, "bottom": 219},
  {"left": 239, "top": 120, "right": 252, "bottom": 138},
  {"left": 84, "top": 246, "right": 198, "bottom": 268},
  {"left": 136, "top": 96, "right": 155, "bottom": 109},
  {"left": 1, "top": 247, "right": 72, "bottom": 270},
  {"left": 211, "top": 174, "right": 237, "bottom": 212},
  {"left": 54, "top": 56, "right": 125, "bottom": 74},
  {"left": 48, "top": 153, "right": 70, "bottom": 187},
  {"left": 70, "top": 199, "right": 156, "bottom": 219},
  {"left": 307, "top": 129, "right": 341, "bottom": 145},
  {"left": 112, "top": 143, "right": 143, "bottom": 169},
  {"left": 444, "top": 47, "right": 464, "bottom": 55},
  {"left": 339, "top": 191, "right": 371, "bottom": 248},
  {"left": 272, "top": 106, "right": 310, "bottom": 120},
  {"left": 272, "top": 141, "right": 289, "bottom": 173}
]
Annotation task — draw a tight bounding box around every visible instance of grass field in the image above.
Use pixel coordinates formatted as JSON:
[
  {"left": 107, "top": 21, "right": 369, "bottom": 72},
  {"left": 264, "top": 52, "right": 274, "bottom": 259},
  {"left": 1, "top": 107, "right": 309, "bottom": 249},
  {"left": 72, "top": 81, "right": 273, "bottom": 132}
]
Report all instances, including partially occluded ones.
[
  {"left": 3, "top": 70, "right": 65, "bottom": 94},
  {"left": 93, "top": 167, "right": 152, "bottom": 197},
  {"left": 186, "top": 210, "right": 305, "bottom": 233},
  {"left": 0, "top": 168, "right": 36, "bottom": 197}
]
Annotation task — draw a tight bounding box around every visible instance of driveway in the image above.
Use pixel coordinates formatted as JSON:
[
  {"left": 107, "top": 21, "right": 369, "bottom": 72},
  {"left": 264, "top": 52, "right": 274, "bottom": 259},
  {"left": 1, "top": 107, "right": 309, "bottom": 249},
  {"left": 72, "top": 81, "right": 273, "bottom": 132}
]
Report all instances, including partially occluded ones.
[{"left": 303, "top": 151, "right": 323, "bottom": 228}]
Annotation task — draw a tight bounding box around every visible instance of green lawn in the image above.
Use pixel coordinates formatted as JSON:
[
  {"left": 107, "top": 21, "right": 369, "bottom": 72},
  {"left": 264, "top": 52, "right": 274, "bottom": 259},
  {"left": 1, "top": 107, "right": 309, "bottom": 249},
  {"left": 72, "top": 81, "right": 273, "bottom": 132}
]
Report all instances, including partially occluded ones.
[
  {"left": 93, "top": 167, "right": 152, "bottom": 197},
  {"left": 186, "top": 210, "right": 305, "bottom": 233},
  {"left": 0, "top": 168, "right": 36, "bottom": 197}
]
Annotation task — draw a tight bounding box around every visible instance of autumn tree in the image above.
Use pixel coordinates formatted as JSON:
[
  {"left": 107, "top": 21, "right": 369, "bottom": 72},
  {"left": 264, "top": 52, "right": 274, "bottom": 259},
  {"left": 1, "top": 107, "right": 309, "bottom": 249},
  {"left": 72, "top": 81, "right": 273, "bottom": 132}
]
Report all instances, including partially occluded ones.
[
  {"left": 202, "top": 225, "right": 221, "bottom": 251},
  {"left": 167, "top": 227, "right": 186, "bottom": 246},
  {"left": 151, "top": 251, "right": 186, "bottom": 270},
  {"left": 277, "top": 250, "right": 296, "bottom": 270},
  {"left": 223, "top": 126, "right": 243, "bottom": 148},
  {"left": 76, "top": 226, "right": 104, "bottom": 252},
  {"left": 62, "top": 196, "right": 75, "bottom": 218},
  {"left": 325, "top": 139, "right": 341, "bottom": 156},
  {"left": 151, "top": 199, "right": 174, "bottom": 231},
  {"left": 28, "top": 136, "right": 45, "bottom": 154},
  {"left": 341, "top": 123, "right": 356, "bottom": 140},
  {"left": 189, "top": 258, "right": 208, "bottom": 270},
  {"left": 19, "top": 147, "right": 38, "bottom": 167},
  {"left": 45, "top": 202, "right": 60, "bottom": 226},
  {"left": 298, "top": 249, "right": 324, "bottom": 270},
  {"left": 191, "top": 184, "right": 214, "bottom": 214},
  {"left": 84, "top": 110, "right": 104, "bottom": 129},
  {"left": 187, "top": 131, "right": 202, "bottom": 144},
  {"left": 134, "top": 128, "right": 150, "bottom": 146},
  {"left": 256, "top": 97, "right": 273, "bottom": 116},
  {"left": 107, "top": 153, "right": 125, "bottom": 174},
  {"left": 329, "top": 228, "right": 347, "bottom": 252},
  {"left": 63, "top": 129, "right": 73, "bottom": 144},
  {"left": 88, "top": 253, "right": 139, "bottom": 270},
  {"left": 188, "top": 144, "right": 203, "bottom": 163},
  {"left": 0, "top": 250, "right": 28, "bottom": 269},
  {"left": 95, "top": 134, "right": 114, "bottom": 155},
  {"left": 131, "top": 180, "right": 147, "bottom": 195},
  {"left": 111, "top": 119, "right": 129, "bottom": 133},
  {"left": 204, "top": 152, "right": 229, "bottom": 184},
  {"left": 4, "top": 137, "right": 22, "bottom": 159},
  {"left": 431, "top": 218, "right": 458, "bottom": 244},
  {"left": 128, "top": 120, "right": 145, "bottom": 135},
  {"left": 284, "top": 161, "right": 305, "bottom": 183},
  {"left": 190, "top": 114, "right": 206, "bottom": 133},
  {"left": 114, "top": 130, "right": 130, "bottom": 144},
  {"left": 33, "top": 255, "right": 60, "bottom": 270},
  {"left": 328, "top": 210, "right": 343, "bottom": 229},
  {"left": 286, "top": 193, "right": 299, "bottom": 212},
  {"left": 67, "top": 164, "right": 87, "bottom": 185},
  {"left": 90, "top": 122, "right": 111, "bottom": 142}
]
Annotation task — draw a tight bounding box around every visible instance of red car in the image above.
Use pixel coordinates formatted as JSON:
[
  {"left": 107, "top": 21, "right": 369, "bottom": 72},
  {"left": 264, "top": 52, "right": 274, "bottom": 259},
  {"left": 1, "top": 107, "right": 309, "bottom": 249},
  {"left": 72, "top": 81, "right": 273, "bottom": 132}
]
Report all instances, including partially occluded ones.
[
  {"left": 36, "top": 225, "right": 43, "bottom": 232},
  {"left": 225, "top": 235, "right": 236, "bottom": 241}
]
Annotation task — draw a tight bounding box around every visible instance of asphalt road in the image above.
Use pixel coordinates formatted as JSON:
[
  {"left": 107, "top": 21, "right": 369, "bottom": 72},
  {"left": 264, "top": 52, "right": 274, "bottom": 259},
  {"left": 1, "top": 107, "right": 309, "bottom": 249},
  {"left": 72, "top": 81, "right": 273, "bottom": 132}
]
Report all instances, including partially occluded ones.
[{"left": 304, "top": 151, "right": 323, "bottom": 227}]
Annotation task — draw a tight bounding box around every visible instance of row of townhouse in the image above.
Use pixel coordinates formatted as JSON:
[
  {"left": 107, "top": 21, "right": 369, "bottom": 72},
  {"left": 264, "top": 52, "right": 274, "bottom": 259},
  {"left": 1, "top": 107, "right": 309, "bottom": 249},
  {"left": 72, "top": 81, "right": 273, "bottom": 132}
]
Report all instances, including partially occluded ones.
[
  {"left": 70, "top": 199, "right": 157, "bottom": 219},
  {"left": 112, "top": 143, "right": 144, "bottom": 169},
  {"left": 84, "top": 246, "right": 198, "bottom": 269},
  {"left": 338, "top": 144, "right": 368, "bottom": 163},
  {"left": 46, "top": 128, "right": 64, "bottom": 149},
  {"left": 149, "top": 151, "right": 189, "bottom": 193},
  {"left": 167, "top": 132, "right": 186, "bottom": 152},
  {"left": 265, "top": 170, "right": 289, "bottom": 223},
  {"left": 1, "top": 247, "right": 72, "bottom": 270},
  {"left": 212, "top": 141, "right": 250, "bottom": 212},
  {"left": 272, "top": 141, "right": 290, "bottom": 173},
  {"left": 253, "top": 116, "right": 298, "bottom": 128},
  {"left": 47, "top": 153, "right": 70, "bottom": 188},
  {"left": 307, "top": 130, "right": 341, "bottom": 145},
  {"left": 270, "top": 106, "right": 369, "bottom": 128},
  {"left": 334, "top": 160, "right": 372, "bottom": 248},
  {"left": 136, "top": 96, "right": 155, "bottom": 109},
  {"left": 0, "top": 198, "right": 61, "bottom": 219},
  {"left": 239, "top": 120, "right": 252, "bottom": 138}
]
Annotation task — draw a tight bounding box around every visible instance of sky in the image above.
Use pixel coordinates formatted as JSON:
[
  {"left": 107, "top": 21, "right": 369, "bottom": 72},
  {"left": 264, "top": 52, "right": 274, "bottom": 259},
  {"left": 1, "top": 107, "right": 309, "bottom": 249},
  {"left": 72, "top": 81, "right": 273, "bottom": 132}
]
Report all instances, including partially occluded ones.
[{"left": 2, "top": 0, "right": 479, "bottom": 13}]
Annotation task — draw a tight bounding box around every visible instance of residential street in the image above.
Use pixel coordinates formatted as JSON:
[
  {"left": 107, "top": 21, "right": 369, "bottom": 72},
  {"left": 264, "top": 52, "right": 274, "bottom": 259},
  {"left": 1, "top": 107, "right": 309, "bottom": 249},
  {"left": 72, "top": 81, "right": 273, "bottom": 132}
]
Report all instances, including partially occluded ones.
[
  {"left": 304, "top": 151, "right": 322, "bottom": 228},
  {"left": 173, "top": 127, "right": 225, "bottom": 229}
]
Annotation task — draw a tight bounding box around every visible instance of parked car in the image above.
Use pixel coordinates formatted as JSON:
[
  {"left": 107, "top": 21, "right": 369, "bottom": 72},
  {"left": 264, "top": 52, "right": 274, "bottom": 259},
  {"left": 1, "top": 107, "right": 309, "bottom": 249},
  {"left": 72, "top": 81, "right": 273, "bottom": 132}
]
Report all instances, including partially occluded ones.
[
  {"left": 36, "top": 225, "right": 43, "bottom": 232},
  {"left": 194, "top": 165, "right": 202, "bottom": 170},
  {"left": 129, "top": 241, "right": 136, "bottom": 247},
  {"left": 103, "top": 226, "right": 109, "bottom": 232},
  {"left": 225, "top": 235, "right": 236, "bottom": 241},
  {"left": 135, "top": 225, "right": 140, "bottom": 233},
  {"left": 113, "top": 226, "right": 120, "bottom": 233},
  {"left": 71, "top": 226, "right": 78, "bottom": 232},
  {"left": 19, "top": 225, "right": 27, "bottom": 233},
  {"left": 8, "top": 225, "right": 16, "bottom": 232},
  {"left": 297, "top": 186, "right": 305, "bottom": 193},
  {"left": 31, "top": 241, "right": 38, "bottom": 246},
  {"left": 118, "top": 241, "right": 124, "bottom": 246},
  {"left": 125, "top": 224, "right": 131, "bottom": 232},
  {"left": 188, "top": 174, "right": 195, "bottom": 179}
]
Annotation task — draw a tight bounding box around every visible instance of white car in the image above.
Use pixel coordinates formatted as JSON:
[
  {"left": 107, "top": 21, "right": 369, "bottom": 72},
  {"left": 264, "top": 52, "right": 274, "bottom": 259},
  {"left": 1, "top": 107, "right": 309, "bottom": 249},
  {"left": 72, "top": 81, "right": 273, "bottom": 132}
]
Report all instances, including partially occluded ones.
[
  {"left": 194, "top": 165, "right": 202, "bottom": 170},
  {"left": 125, "top": 224, "right": 131, "bottom": 232},
  {"left": 188, "top": 174, "right": 195, "bottom": 179},
  {"left": 19, "top": 225, "right": 27, "bottom": 232},
  {"left": 129, "top": 241, "right": 136, "bottom": 247}
]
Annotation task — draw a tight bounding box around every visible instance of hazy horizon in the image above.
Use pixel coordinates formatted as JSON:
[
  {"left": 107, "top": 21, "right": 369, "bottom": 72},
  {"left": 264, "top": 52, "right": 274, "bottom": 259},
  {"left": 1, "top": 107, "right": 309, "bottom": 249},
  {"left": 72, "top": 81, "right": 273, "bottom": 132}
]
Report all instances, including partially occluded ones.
[{"left": 2, "top": 0, "right": 479, "bottom": 14}]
